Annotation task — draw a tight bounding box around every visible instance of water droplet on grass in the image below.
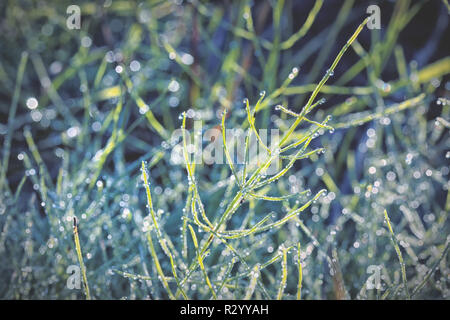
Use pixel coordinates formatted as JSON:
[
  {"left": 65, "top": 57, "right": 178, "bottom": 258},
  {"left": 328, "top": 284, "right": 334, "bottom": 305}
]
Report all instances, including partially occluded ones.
[{"left": 26, "top": 97, "right": 38, "bottom": 110}]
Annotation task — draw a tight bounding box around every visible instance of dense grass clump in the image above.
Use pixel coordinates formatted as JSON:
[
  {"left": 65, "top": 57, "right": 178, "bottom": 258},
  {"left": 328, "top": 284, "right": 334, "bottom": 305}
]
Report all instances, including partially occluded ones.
[{"left": 0, "top": 0, "right": 449, "bottom": 299}]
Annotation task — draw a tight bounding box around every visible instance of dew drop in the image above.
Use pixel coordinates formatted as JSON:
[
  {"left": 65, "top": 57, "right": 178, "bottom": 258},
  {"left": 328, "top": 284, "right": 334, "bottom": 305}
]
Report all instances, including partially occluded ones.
[{"left": 26, "top": 97, "right": 38, "bottom": 110}]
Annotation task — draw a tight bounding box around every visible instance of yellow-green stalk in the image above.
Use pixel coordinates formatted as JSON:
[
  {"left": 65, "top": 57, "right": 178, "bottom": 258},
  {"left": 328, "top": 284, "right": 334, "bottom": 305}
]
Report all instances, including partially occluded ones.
[
  {"left": 73, "top": 217, "right": 91, "bottom": 300},
  {"left": 384, "top": 209, "right": 410, "bottom": 299}
]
